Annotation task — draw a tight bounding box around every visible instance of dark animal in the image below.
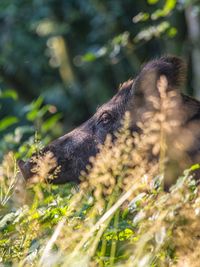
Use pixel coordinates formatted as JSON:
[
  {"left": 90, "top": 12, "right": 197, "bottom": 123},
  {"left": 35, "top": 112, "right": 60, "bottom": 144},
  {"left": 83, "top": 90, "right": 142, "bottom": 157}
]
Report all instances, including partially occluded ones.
[{"left": 18, "top": 56, "right": 200, "bottom": 185}]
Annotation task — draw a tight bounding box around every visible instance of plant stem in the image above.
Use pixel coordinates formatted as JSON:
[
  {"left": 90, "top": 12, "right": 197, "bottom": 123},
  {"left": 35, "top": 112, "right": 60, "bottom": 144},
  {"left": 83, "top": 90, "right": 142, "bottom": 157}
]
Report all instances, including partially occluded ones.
[{"left": 110, "top": 208, "right": 120, "bottom": 266}]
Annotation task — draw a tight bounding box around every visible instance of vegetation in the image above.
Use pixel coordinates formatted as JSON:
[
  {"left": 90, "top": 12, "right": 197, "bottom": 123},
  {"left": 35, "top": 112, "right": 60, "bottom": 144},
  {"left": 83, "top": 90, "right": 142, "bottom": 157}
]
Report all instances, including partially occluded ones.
[
  {"left": 1, "top": 0, "right": 200, "bottom": 266},
  {"left": 1, "top": 93, "right": 200, "bottom": 266},
  {"left": 1, "top": 77, "right": 200, "bottom": 267}
]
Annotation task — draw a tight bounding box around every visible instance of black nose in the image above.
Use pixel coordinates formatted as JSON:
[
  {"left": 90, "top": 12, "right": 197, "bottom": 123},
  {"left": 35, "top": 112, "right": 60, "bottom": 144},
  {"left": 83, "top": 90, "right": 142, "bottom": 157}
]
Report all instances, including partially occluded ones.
[{"left": 18, "top": 160, "right": 32, "bottom": 180}]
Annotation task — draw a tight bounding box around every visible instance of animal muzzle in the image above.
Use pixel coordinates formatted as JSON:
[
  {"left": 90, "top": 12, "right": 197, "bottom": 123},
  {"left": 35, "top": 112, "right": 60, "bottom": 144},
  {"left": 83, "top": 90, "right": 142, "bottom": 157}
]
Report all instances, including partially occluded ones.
[{"left": 18, "top": 159, "right": 34, "bottom": 181}]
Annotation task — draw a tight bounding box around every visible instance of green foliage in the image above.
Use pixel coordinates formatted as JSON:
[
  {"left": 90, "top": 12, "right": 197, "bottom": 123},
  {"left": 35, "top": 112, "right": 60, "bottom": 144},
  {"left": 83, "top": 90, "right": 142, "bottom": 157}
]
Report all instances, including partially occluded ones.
[
  {"left": 0, "top": 90, "right": 63, "bottom": 161},
  {"left": 0, "top": 144, "right": 199, "bottom": 266},
  {"left": 150, "top": 0, "right": 177, "bottom": 20},
  {"left": 0, "top": 116, "right": 19, "bottom": 131}
]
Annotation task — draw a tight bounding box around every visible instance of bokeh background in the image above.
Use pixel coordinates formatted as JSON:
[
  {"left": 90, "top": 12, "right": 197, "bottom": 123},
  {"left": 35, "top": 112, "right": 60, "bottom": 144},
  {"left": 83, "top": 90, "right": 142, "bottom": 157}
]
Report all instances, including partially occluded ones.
[{"left": 0, "top": 0, "right": 200, "bottom": 160}]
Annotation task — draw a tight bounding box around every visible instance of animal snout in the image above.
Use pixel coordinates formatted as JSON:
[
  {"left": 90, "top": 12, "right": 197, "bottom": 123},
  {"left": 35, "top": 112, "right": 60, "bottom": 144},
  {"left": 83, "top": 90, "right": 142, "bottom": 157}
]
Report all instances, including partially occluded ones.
[{"left": 18, "top": 159, "right": 33, "bottom": 181}]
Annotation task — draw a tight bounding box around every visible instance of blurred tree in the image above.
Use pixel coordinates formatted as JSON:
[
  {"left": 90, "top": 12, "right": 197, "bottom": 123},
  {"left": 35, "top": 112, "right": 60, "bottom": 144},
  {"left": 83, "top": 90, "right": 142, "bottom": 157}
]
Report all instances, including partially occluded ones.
[{"left": 185, "top": 0, "right": 200, "bottom": 97}]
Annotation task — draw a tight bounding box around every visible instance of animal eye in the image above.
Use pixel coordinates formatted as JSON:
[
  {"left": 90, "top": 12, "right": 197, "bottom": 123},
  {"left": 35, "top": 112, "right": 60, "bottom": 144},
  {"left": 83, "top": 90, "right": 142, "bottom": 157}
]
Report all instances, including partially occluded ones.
[{"left": 98, "top": 112, "right": 112, "bottom": 125}]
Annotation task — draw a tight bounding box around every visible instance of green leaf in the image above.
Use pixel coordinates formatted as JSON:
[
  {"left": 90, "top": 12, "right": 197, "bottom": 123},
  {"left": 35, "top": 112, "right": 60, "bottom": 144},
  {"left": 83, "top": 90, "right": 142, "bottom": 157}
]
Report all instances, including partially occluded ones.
[
  {"left": 26, "top": 109, "right": 38, "bottom": 121},
  {"left": 33, "top": 96, "right": 44, "bottom": 110},
  {"left": 0, "top": 116, "right": 19, "bottom": 131},
  {"left": 26, "top": 96, "right": 44, "bottom": 115},
  {"left": 167, "top": 27, "right": 177, "bottom": 37},
  {"left": 151, "top": 0, "right": 177, "bottom": 20},
  {"left": 147, "top": 0, "right": 159, "bottom": 4},
  {"left": 26, "top": 97, "right": 47, "bottom": 121},
  {"left": 0, "top": 89, "right": 18, "bottom": 100},
  {"left": 190, "top": 164, "right": 200, "bottom": 171},
  {"left": 82, "top": 52, "right": 97, "bottom": 62},
  {"left": 42, "top": 113, "right": 62, "bottom": 132}
]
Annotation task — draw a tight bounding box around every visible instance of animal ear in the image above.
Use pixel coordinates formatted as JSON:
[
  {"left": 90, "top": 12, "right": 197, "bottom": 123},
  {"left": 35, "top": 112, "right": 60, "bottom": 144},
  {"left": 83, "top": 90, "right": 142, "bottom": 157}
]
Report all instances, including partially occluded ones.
[{"left": 132, "top": 56, "right": 187, "bottom": 103}]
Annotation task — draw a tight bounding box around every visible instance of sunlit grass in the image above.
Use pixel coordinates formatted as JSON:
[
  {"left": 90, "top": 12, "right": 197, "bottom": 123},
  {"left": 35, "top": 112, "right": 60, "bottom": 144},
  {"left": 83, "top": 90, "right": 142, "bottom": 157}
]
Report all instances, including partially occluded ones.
[{"left": 0, "top": 77, "right": 200, "bottom": 266}]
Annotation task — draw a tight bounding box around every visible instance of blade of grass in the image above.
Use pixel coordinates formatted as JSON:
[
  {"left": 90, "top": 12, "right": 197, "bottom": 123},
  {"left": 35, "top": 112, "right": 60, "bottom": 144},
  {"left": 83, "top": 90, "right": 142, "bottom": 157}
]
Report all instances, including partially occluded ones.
[
  {"left": 71, "top": 177, "right": 143, "bottom": 258},
  {"left": 39, "top": 218, "right": 66, "bottom": 267}
]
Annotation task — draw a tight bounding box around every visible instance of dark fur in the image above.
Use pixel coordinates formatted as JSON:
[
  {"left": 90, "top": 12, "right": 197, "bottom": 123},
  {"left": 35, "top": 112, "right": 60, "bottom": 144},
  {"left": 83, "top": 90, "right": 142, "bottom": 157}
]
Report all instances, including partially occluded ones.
[{"left": 18, "top": 56, "right": 200, "bottom": 186}]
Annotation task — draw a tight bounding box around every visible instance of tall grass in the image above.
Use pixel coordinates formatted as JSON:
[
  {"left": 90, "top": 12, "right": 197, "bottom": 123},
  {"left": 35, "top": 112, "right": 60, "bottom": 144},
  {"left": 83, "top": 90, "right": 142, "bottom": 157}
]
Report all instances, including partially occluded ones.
[{"left": 0, "top": 76, "right": 200, "bottom": 266}]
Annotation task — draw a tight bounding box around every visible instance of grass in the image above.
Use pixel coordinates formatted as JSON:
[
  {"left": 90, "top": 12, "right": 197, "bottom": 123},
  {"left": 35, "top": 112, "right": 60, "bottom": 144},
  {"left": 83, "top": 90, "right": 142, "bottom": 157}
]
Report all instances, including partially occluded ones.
[
  {"left": 0, "top": 127, "right": 200, "bottom": 266},
  {"left": 1, "top": 77, "right": 200, "bottom": 266}
]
